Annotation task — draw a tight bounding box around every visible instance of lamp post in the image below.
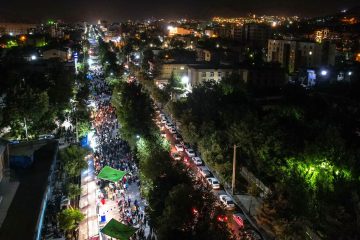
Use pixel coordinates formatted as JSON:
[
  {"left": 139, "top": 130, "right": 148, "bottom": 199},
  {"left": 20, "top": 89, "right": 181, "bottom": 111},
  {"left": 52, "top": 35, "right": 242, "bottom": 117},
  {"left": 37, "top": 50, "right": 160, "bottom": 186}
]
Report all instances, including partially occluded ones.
[{"left": 232, "top": 144, "right": 237, "bottom": 195}]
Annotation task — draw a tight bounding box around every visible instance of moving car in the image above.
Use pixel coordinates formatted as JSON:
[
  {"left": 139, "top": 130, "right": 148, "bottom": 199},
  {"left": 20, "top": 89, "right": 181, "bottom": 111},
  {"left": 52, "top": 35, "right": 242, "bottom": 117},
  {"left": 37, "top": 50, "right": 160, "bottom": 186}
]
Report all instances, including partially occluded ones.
[
  {"left": 185, "top": 148, "right": 196, "bottom": 157},
  {"left": 219, "top": 194, "right": 236, "bottom": 210},
  {"left": 175, "top": 144, "right": 184, "bottom": 152},
  {"left": 192, "top": 157, "right": 203, "bottom": 166},
  {"left": 206, "top": 177, "right": 220, "bottom": 189}
]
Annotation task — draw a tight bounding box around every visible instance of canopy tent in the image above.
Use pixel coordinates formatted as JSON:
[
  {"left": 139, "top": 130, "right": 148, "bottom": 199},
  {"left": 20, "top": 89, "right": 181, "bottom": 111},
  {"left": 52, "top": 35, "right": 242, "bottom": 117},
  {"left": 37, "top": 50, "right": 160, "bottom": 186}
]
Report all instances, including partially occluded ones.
[
  {"left": 97, "top": 166, "right": 126, "bottom": 182},
  {"left": 101, "top": 218, "right": 138, "bottom": 239}
]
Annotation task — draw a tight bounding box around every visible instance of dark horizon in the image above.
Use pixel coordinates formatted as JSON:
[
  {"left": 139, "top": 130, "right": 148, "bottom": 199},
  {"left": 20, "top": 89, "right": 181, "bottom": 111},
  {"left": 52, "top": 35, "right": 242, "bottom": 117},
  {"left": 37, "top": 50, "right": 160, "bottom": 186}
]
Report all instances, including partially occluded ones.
[{"left": 0, "top": 0, "right": 359, "bottom": 23}]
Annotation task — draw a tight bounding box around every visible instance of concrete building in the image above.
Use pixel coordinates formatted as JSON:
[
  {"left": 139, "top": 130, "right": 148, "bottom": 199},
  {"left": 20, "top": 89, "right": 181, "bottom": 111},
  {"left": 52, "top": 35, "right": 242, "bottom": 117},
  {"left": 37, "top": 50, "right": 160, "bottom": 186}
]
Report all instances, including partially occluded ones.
[
  {"left": 267, "top": 39, "right": 336, "bottom": 73},
  {"left": 187, "top": 64, "right": 248, "bottom": 91},
  {"left": 160, "top": 62, "right": 190, "bottom": 79},
  {"left": 168, "top": 26, "right": 192, "bottom": 36},
  {"left": 242, "top": 23, "right": 270, "bottom": 47},
  {"left": 0, "top": 23, "right": 37, "bottom": 36},
  {"left": 42, "top": 49, "right": 68, "bottom": 61}
]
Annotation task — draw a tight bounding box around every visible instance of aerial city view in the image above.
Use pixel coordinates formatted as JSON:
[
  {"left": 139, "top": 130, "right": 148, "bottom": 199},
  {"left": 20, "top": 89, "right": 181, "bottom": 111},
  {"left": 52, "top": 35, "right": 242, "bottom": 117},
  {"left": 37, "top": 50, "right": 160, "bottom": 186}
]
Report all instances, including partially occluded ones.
[{"left": 0, "top": 0, "right": 360, "bottom": 239}]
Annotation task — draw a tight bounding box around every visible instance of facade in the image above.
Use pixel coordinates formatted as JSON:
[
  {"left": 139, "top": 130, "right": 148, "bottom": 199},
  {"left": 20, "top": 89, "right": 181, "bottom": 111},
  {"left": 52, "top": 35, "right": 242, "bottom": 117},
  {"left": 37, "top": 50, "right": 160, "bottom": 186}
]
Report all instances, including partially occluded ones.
[
  {"left": 42, "top": 49, "right": 68, "bottom": 61},
  {"left": 160, "top": 63, "right": 189, "bottom": 79},
  {"left": 187, "top": 64, "right": 248, "bottom": 90},
  {"left": 168, "top": 27, "right": 192, "bottom": 36},
  {"left": 242, "top": 23, "right": 270, "bottom": 47},
  {"left": 267, "top": 39, "right": 336, "bottom": 73},
  {"left": 0, "top": 23, "right": 37, "bottom": 36}
]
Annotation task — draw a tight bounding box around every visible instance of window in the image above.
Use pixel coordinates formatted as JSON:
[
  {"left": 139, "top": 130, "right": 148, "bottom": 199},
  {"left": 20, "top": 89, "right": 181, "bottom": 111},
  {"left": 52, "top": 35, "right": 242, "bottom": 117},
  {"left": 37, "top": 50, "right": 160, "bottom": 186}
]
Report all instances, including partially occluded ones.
[
  {"left": 210, "top": 72, "right": 214, "bottom": 77},
  {"left": 218, "top": 72, "right": 222, "bottom": 77},
  {"left": 201, "top": 72, "right": 206, "bottom": 77}
]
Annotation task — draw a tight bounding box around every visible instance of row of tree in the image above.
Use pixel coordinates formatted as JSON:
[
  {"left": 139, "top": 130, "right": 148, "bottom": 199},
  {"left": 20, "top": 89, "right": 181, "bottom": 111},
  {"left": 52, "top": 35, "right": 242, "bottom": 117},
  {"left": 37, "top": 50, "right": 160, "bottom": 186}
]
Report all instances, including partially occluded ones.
[
  {"left": 157, "top": 75, "right": 360, "bottom": 239},
  {"left": 111, "top": 80, "right": 236, "bottom": 240}
]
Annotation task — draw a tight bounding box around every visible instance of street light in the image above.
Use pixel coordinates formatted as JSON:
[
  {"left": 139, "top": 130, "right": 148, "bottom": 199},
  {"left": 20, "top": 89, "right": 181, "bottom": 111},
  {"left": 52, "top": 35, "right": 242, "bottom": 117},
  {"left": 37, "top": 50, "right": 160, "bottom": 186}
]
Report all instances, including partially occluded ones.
[
  {"left": 321, "top": 70, "right": 328, "bottom": 76},
  {"left": 181, "top": 76, "right": 189, "bottom": 85},
  {"left": 31, "top": 55, "right": 37, "bottom": 61},
  {"left": 136, "top": 135, "right": 140, "bottom": 139}
]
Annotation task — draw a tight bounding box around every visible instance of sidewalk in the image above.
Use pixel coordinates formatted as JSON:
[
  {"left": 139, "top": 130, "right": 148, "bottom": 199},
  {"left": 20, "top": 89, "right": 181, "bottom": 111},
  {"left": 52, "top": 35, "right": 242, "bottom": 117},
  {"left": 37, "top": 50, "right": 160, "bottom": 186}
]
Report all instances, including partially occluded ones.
[{"left": 79, "top": 158, "right": 99, "bottom": 240}]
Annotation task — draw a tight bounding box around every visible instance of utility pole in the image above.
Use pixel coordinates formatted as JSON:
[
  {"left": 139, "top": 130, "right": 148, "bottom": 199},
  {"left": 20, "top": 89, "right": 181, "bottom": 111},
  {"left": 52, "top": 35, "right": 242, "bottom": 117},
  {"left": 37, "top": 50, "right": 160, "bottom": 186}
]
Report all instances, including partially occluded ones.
[
  {"left": 24, "top": 117, "right": 29, "bottom": 141},
  {"left": 232, "top": 144, "right": 237, "bottom": 195}
]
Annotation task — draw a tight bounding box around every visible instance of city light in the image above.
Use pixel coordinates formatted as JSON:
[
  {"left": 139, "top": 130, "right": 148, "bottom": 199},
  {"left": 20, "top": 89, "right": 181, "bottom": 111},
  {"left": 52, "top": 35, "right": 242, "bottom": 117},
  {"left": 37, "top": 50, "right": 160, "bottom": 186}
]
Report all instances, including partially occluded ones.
[
  {"left": 348, "top": 71, "right": 352, "bottom": 76},
  {"left": 181, "top": 76, "right": 189, "bottom": 84},
  {"left": 31, "top": 55, "right": 37, "bottom": 61},
  {"left": 309, "top": 51, "right": 313, "bottom": 55},
  {"left": 321, "top": 70, "right": 328, "bottom": 76}
]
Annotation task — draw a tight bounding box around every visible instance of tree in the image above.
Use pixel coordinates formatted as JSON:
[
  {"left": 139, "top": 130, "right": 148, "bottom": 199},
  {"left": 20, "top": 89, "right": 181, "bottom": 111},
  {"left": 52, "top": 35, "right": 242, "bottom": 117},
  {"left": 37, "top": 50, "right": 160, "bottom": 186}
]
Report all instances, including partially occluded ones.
[
  {"left": 58, "top": 208, "right": 85, "bottom": 239},
  {"left": 67, "top": 183, "right": 82, "bottom": 206},
  {"left": 60, "top": 145, "right": 89, "bottom": 178}
]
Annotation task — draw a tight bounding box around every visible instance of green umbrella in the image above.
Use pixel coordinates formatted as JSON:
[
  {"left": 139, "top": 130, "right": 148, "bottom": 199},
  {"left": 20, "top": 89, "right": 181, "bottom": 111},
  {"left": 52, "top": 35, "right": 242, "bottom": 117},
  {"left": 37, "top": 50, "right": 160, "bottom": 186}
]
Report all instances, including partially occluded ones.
[
  {"left": 101, "top": 218, "right": 138, "bottom": 239},
  {"left": 97, "top": 166, "right": 126, "bottom": 182}
]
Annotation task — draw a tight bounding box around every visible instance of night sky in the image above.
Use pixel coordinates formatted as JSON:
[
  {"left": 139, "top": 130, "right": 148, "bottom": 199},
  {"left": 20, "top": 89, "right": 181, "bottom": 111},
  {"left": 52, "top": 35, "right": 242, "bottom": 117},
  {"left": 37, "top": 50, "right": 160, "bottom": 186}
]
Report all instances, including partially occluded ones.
[{"left": 1, "top": 0, "right": 359, "bottom": 22}]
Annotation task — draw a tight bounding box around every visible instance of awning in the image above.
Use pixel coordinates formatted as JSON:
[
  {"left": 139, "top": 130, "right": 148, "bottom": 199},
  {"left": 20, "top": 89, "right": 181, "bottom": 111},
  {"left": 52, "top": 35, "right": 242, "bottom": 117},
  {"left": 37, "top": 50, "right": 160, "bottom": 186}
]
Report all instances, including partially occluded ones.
[
  {"left": 97, "top": 166, "right": 126, "bottom": 182},
  {"left": 101, "top": 218, "right": 138, "bottom": 239}
]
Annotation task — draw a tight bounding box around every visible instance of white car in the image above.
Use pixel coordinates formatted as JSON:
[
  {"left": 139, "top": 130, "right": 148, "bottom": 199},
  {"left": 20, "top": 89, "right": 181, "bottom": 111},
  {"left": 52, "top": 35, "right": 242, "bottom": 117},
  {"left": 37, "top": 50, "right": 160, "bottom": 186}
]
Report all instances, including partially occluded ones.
[
  {"left": 199, "top": 167, "right": 211, "bottom": 178},
  {"left": 169, "top": 127, "right": 177, "bottom": 134},
  {"left": 161, "top": 118, "right": 167, "bottom": 124},
  {"left": 219, "top": 194, "right": 236, "bottom": 210},
  {"left": 165, "top": 122, "right": 173, "bottom": 129},
  {"left": 160, "top": 131, "right": 166, "bottom": 138},
  {"left": 175, "top": 144, "right": 184, "bottom": 152},
  {"left": 206, "top": 177, "right": 220, "bottom": 189},
  {"left": 159, "top": 113, "right": 165, "bottom": 118},
  {"left": 185, "top": 148, "right": 195, "bottom": 157},
  {"left": 192, "top": 157, "right": 202, "bottom": 166}
]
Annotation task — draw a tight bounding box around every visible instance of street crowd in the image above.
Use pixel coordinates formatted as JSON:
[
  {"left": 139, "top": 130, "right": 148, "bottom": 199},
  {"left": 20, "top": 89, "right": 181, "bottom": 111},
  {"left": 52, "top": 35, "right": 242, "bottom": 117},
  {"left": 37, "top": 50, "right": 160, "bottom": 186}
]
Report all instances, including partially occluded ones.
[{"left": 88, "top": 64, "right": 153, "bottom": 240}]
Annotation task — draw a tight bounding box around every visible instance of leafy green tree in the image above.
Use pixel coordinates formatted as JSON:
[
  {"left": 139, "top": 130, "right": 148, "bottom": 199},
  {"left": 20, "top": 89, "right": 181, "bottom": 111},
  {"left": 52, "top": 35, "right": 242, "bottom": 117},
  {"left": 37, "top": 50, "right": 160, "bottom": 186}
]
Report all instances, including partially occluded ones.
[
  {"left": 60, "top": 145, "right": 89, "bottom": 178},
  {"left": 58, "top": 208, "right": 85, "bottom": 239}
]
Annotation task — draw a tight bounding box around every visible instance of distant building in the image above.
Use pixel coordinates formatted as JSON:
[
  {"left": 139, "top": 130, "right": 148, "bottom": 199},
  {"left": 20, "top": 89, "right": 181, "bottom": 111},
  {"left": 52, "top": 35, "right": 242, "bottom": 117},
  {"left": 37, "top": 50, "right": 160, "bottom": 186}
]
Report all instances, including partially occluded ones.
[
  {"left": 242, "top": 23, "right": 270, "bottom": 47},
  {"left": 160, "top": 62, "right": 190, "bottom": 79},
  {"left": 187, "top": 64, "right": 248, "bottom": 91},
  {"left": 267, "top": 39, "right": 336, "bottom": 73},
  {"left": 42, "top": 49, "right": 68, "bottom": 61},
  {"left": 168, "top": 26, "right": 192, "bottom": 36},
  {"left": 0, "top": 23, "right": 37, "bottom": 36}
]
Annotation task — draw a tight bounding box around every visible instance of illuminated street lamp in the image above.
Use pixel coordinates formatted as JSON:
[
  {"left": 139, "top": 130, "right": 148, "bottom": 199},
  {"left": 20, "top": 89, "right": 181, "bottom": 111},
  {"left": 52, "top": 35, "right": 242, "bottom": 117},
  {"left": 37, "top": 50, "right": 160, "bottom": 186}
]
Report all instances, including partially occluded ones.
[
  {"left": 31, "top": 55, "right": 37, "bottom": 61},
  {"left": 181, "top": 76, "right": 189, "bottom": 85},
  {"left": 321, "top": 70, "right": 328, "bottom": 76}
]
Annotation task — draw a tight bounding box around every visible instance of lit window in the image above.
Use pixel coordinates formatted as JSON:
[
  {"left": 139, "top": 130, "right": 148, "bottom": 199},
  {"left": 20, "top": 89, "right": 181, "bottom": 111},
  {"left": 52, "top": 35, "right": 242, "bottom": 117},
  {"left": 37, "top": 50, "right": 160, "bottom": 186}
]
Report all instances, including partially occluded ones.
[
  {"left": 210, "top": 72, "right": 214, "bottom": 77},
  {"left": 201, "top": 72, "right": 206, "bottom": 77}
]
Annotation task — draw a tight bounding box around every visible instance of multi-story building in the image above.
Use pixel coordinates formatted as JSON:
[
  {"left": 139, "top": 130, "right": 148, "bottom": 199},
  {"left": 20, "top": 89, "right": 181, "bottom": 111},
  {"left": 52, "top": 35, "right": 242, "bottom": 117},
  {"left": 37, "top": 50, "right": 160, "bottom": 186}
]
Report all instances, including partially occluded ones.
[
  {"left": 242, "top": 23, "right": 270, "bottom": 47},
  {"left": 267, "top": 39, "right": 336, "bottom": 73},
  {"left": 0, "top": 23, "right": 37, "bottom": 36},
  {"left": 187, "top": 64, "right": 248, "bottom": 91},
  {"left": 160, "top": 62, "right": 190, "bottom": 79}
]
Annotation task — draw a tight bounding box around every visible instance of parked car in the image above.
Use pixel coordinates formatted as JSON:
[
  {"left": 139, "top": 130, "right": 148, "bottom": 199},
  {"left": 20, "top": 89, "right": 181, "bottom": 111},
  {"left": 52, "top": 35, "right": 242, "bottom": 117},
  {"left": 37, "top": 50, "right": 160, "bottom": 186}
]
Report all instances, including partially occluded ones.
[
  {"left": 183, "top": 143, "right": 191, "bottom": 149},
  {"left": 60, "top": 196, "right": 70, "bottom": 210},
  {"left": 171, "top": 152, "right": 182, "bottom": 161},
  {"left": 169, "top": 127, "right": 177, "bottom": 134},
  {"left": 199, "top": 167, "right": 212, "bottom": 178},
  {"left": 219, "top": 194, "right": 235, "bottom": 210},
  {"left": 192, "top": 157, "right": 202, "bottom": 166},
  {"left": 173, "top": 134, "right": 182, "bottom": 141},
  {"left": 232, "top": 213, "right": 245, "bottom": 228},
  {"left": 206, "top": 177, "right": 220, "bottom": 189},
  {"left": 175, "top": 144, "right": 184, "bottom": 152},
  {"left": 185, "top": 148, "right": 196, "bottom": 157},
  {"left": 161, "top": 118, "right": 167, "bottom": 124},
  {"left": 165, "top": 122, "right": 173, "bottom": 129},
  {"left": 160, "top": 131, "right": 166, "bottom": 138}
]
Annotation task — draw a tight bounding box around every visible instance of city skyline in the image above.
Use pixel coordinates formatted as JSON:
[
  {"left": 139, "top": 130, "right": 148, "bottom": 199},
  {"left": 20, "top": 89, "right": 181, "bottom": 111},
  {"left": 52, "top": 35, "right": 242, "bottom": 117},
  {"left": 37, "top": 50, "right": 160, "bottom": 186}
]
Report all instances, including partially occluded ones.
[{"left": 0, "top": 0, "right": 359, "bottom": 22}]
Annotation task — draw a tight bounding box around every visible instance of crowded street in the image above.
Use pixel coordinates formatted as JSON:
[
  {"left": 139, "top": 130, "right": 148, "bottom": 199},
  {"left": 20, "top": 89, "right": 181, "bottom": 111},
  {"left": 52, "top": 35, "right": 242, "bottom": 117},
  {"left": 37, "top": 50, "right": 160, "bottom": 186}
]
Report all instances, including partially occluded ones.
[{"left": 79, "top": 31, "right": 152, "bottom": 240}]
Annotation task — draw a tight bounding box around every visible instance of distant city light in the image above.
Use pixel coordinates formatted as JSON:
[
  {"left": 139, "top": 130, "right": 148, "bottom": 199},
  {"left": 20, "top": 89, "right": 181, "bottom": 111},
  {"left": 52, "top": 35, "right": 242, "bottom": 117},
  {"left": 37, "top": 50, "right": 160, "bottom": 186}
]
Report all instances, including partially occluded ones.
[
  {"left": 31, "top": 55, "right": 37, "bottom": 61},
  {"left": 321, "top": 70, "right": 328, "bottom": 76},
  {"left": 309, "top": 51, "right": 313, "bottom": 55},
  {"left": 348, "top": 71, "right": 352, "bottom": 76},
  {"left": 271, "top": 22, "right": 277, "bottom": 27}
]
